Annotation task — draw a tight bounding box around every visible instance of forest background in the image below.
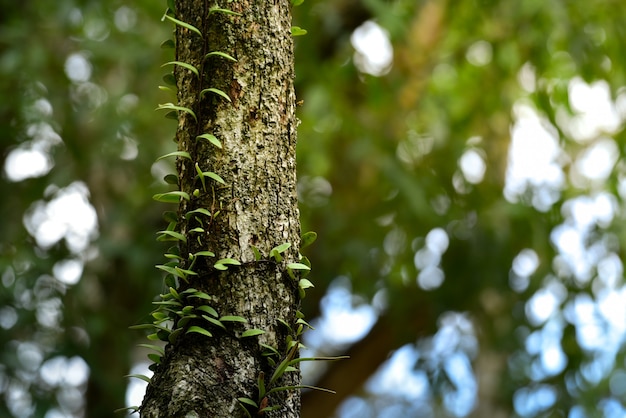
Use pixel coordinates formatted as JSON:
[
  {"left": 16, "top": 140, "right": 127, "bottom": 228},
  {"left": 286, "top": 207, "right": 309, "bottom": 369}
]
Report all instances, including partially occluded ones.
[{"left": 2, "top": 0, "right": 626, "bottom": 417}]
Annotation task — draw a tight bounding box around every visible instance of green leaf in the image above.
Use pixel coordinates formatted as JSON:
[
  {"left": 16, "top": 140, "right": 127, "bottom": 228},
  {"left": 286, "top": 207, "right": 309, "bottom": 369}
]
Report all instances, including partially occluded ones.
[
  {"left": 291, "top": 26, "right": 307, "bottom": 36},
  {"left": 194, "top": 163, "right": 206, "bottom": 191},
  {"left": 163, "top": 15, "right": 203, "bottom": 38},
  {"left": 291, "top": 0, "right": 304, "bottom": 5},
  {"left": 287, "top": 337, "right": 298, "bottom": 349},
  {"left": 268, "top": 384, "right": 336, "bottom": 395},
  {"left": 163, "top": 73, "right": 176, "bottom": 86},
  {"left": 277, "top": 318, "right": 292, "bottom": 331},
  {"left": 203, "top": 171, "right": 226, "bottom": 185},
  {"left": 270, "top": 242, "right": 291, "bottom": 262},
  {"left": 168, "top": 327, "right": 183, "bottom": 343},
  {"left": 151, "top": 311, "right": 168, "bottom": 321},
  {"left": 160, "top": 39, "right": 175, "bottom": 49},
  {"left": 188, "top": 291, "right": 212, "bottom": 300},
  {"left": 296, "top": 318, "right": 314, "bottom": 330},
  {"left": 151, "top": 300, "right": 182, "bottom": 307},
  {"left": 164, "top": 174, "right": 178, "bottom": 185},
  {"left": 156, "top": 230, "right": 187, "bottom": 242},
  {"left": 155, "top": 331, "right": 169, "bottom": 342},
  {"left": 269, "top": 357, "right": 292, "bottom": 386},
  {"left": 163, "top": 210, "right": 178, "bottom": 223},
  {"left": 219, "top": 315, "right": 248, "bottom": 323},
  {"left": 204, "top": 51, "right": 237, "bottom": 62},
  {"left": 299, "top": 256, "right": 311, "bottom": 277},
  {"left": 237, "top": 397, "right": 258, "bottom": 418},
  {"left": 300, "top": 231, "right": 317, "bottom": 249},
  {"left": 158, "top": 85, "right": 174, "bottom": 93},
  {"left": 187, "top": 325, "right": 213, "bottom": 338},
  {"left": 162, "top": 61, "right": 199, "bottom": 78},
  {"left": 155, "top": 264, "right": 185, "bottom": 279},
  {"left": 272, "top": 242, "right": 292, "bottom": 253},
  {"left": 237, "top": 397, "right": 258, "bottom": 408},
  {"left": 177, "top": 315, "right": 195, "bottom": 328},
  {"left": 298, "top": 278, "right": 314, "bottom": 289},
  {"left": 166, "top": 0, "right": 176, "bottom": 14},
  {"left": 209, "top": 7, "right": 242, "bottom": 16},
  {"left": 257, "top": 371, "right": 266, "bottom": 399},
  {"left": 175, "top": 266, "right": 198, "bottom": 277},
  {"left": 125, "top": 374, "right": 152, "bottom": 384},
  {"left": 156, "top": 103, "right": 197, "bottom": 122},
  {"left": 252, "top": 246, "right": 262, "bottom": 261},
  {"left": 194, "top": 250, "right": 215, "bottom": 257},
  {"left": 196, "top": 305, "right": 218, "bottom": 317},
  {"left": 260, "top": 343, "right": 280, "bottom": 356},
  {"left": 288, "top": 263, "right": 311, "bottom": 271},
  {"left": 114, "top": 406, "right": 140, "bottom": 414},
  {"left": 150, "top": 323, "right": 174, "bottom": 333},
  {"left": 128, "top": 323, "right": 155, "bottom": 330},
  {"left": 203, "top": 315, "right": 226, "bottom": 330},
  {"left": 241, "top": 329, "right": 265, "bottom": 337},
  {"left": 147, "top": 353, "right": 162, "bottom": 364},
  {"left": 200, "top": 88, "right": 232, "bottom": 102},
  {"left": 156, "top": 151, "right": 191, "bottom": 161},
  {"left": 196, "top": 133, "right": 222, "bottom": 148},
  {"left": 237, "top": 400, "right": 253, "bottom": 418},
  {"left": 186, "top": 208, "right": 212, "bottom": 218},
  {"left": 165, "top": 110, "right": 178, "bottom": 120},
  {"left": 189, "top": 227, "right": 204, "bottom": 233},
  {"left": 214, "top": 258, "right": 241, "bottom": 270},
  {"left": 152, "top": 191, "right": 190, "bottom": 203},
  {"left": 169, "top": 286, "right": 180, "bottom": 300},
  {"left": 137, "top": 344, "right": 165, "bottom": 356},
  {"left": 156, "top": 268, "right": 188, "bottom": 283}
]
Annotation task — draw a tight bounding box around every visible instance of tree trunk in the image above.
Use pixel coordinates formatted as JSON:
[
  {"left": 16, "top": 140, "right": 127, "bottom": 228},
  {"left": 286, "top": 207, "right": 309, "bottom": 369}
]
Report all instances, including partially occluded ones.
[{"left": 140, "top": 1, "right": 301, "bottom": 417}]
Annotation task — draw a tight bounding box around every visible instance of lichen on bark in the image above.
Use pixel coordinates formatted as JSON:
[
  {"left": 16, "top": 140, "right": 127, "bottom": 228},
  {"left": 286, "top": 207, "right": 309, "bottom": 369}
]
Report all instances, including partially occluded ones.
[{"left": 140, "top": 1, "right": 302, "bottom": 417}]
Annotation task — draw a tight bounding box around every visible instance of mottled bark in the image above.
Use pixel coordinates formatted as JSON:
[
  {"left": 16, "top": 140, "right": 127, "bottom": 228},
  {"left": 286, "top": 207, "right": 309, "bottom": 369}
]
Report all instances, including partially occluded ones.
[{"left": 140, "top": 0, "right": 301, "bottom": 417}]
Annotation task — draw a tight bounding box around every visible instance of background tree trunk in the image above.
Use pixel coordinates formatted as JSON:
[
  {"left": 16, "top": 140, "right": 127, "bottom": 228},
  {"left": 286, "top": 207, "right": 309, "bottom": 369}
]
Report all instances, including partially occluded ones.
[{"left": 140, "top": 1, "right": 301, "bottom": 417}]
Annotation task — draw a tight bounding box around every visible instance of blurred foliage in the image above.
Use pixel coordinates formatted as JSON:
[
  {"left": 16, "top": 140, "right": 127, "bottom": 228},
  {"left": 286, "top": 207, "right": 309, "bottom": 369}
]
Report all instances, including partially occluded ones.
[{"left": 1, "top": 0, "right": 626, "bottom": 417}]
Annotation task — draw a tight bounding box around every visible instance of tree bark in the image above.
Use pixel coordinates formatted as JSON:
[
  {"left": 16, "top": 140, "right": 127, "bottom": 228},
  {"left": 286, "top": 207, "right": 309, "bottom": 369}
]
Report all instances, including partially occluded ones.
[{"left": 140, "top": 1, "right": 301, "bottom": 417}]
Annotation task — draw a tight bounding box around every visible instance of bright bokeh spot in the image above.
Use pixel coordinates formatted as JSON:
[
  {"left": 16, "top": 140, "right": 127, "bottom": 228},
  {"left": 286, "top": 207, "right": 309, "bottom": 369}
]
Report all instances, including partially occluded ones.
[
  {"left": 466, "top": 40, "right": 492, "bottom": 67},
  {"left": 351, "top": 21, "right": 393, "bottom": 76},
  {"left": 23, "top": 182, "right": 98, "bottom": 254},
  {"left": 562, "top": 77, "right": 621, "bottom": 142},
  {"left": 505, "top": 102, "right": 565, "bottom": 211},
  {"left": 4, "top": 149, "right": 52, "bottom": 181},
  {"left": 4, "top": 121, "right": 62, "bottom": 182},
  {"left": 52, "top": 259, "right": 84, "bottom": 286},
  {"left": 65, "top": 52, "right": 92, "bottom": 83},
  {"left": 309, "top": 279, "right": 377, "bottom": 346},
  {"left": 459, "top": 148, "right": 486, "bottom": 184},
  {"left": 574, "top": 137, "right": 618, "bottom": 183}
]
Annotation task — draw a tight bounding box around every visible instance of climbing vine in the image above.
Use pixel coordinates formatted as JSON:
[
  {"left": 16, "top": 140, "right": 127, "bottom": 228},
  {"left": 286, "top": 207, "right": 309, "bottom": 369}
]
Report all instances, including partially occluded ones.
[{"left": 120, "top": 1, "right": 345, "bottom": 415}]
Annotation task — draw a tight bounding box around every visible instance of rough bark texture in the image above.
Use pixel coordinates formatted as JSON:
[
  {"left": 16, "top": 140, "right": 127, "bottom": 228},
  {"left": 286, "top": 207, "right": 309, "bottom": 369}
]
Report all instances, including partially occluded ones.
[{"left": 141, "top": 1, "right": 301, "bottom": 416}]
